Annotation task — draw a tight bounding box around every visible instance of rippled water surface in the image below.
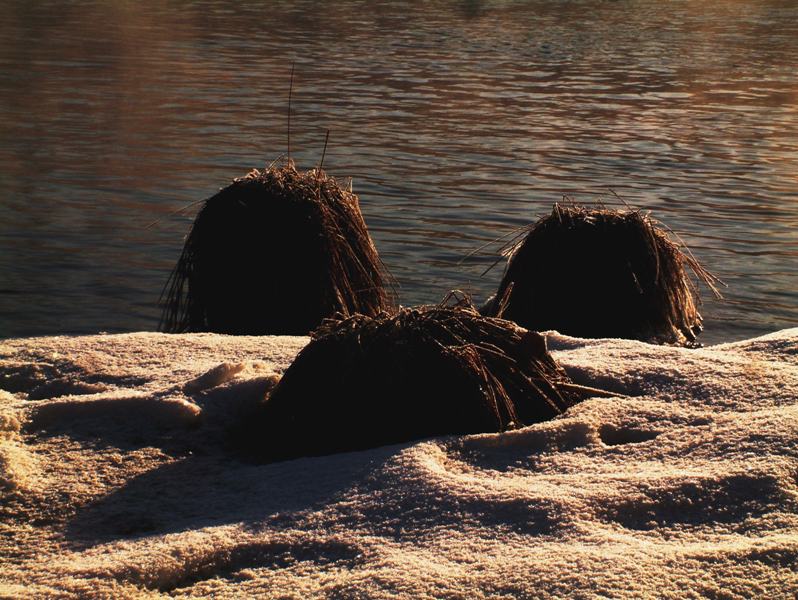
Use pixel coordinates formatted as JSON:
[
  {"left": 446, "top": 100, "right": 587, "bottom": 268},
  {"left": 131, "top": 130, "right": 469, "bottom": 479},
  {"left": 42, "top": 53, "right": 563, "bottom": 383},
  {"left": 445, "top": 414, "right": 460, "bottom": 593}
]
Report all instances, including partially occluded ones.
[{"left": 1, "top": 0, "right": 797, "bottom": 343}]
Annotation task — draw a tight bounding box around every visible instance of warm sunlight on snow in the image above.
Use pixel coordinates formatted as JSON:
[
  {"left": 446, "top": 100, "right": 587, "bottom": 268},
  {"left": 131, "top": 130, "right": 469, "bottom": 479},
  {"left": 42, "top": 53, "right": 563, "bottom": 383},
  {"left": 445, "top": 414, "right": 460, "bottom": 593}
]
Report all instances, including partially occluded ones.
[{"left": 1, "top": 330, "right": 797, "bottom": 597}]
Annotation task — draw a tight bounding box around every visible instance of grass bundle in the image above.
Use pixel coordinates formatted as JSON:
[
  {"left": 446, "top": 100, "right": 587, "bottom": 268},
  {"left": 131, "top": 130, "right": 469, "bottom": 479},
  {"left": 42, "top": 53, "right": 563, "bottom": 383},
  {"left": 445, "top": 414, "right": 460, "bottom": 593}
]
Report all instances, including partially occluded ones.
[
  {"left": 484, "top": 204, "right": 721, "bottom": 346},
  {"left": 160, "top": 161, "right": 391, "bottom": 335},
  {"left": 240, "top": 302, "right": 587, "bottom": 461}
]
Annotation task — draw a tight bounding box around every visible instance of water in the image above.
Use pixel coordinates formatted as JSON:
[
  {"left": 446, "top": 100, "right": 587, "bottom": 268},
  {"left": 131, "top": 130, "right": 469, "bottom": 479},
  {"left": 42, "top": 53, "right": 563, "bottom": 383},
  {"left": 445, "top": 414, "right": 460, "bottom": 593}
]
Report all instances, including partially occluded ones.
[{"left": 1, "top": 0, "right": 796, "bottom": 344}]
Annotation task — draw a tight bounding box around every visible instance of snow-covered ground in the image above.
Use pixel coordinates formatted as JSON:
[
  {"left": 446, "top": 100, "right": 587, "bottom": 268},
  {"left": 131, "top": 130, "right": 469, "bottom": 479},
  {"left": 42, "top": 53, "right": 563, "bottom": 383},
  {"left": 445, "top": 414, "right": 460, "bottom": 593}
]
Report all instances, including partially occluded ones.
[{"left": 1, "top": 329, "right": 797, "bottom": 598}]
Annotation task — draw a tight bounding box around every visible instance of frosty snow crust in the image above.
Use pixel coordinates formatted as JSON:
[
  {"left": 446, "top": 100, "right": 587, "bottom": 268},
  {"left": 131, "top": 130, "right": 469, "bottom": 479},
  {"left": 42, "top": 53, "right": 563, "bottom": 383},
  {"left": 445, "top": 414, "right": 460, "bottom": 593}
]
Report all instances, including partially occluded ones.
[{"left": 1, "top": 329, "right": 797, "bottom": 598}]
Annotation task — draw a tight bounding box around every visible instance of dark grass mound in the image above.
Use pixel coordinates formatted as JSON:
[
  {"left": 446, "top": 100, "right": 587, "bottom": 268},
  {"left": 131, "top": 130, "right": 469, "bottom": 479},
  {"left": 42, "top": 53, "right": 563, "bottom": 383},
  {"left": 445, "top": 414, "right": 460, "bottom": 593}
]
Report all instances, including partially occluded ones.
[
  {"left": 484, "top": 204, "right": 721, "bottom": 346},
  {"left": 239, "top": 303, "right": 585, "bottom": 462},
  {"left": 160, "top": 162, "right": 390, "bottom": 335}
]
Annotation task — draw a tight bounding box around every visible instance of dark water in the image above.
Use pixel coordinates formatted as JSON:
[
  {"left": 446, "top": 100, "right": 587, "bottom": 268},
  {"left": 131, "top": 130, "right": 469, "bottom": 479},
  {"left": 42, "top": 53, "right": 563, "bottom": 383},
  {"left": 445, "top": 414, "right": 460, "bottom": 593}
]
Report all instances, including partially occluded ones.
[{"left": 1, "top": 0, "right": 797, "bottom": 343}]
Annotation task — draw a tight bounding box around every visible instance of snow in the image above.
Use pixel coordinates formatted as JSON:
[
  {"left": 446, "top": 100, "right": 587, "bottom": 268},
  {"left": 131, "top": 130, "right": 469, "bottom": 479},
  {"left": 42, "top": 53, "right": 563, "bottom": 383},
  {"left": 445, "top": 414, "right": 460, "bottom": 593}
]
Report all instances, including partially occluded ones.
[{"left": 1, "top": 329, "right": 797, "bottom": 598}]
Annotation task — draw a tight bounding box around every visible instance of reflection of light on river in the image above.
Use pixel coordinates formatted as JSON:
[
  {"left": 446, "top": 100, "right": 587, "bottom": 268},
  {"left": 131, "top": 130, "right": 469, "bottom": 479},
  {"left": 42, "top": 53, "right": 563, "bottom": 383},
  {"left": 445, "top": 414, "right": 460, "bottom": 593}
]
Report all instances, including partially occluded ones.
[{"left": 0, "top": 0, "right": 796, "bottom": 343}]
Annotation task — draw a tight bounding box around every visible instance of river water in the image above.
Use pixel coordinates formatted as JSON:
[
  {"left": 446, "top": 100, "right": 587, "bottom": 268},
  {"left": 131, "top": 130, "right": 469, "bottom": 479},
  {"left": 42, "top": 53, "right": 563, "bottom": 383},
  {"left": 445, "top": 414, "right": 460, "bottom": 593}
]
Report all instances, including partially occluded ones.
[{"left": 1, "top": 0, "right": 796, "bottom": 343}]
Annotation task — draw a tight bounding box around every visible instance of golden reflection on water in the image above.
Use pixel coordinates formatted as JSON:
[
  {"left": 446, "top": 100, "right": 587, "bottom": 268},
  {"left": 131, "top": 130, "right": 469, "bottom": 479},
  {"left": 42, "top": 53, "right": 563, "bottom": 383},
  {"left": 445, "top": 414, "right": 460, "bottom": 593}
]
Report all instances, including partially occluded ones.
[{"left": 0, "top": 0, "right": 796, "bottom": 342}]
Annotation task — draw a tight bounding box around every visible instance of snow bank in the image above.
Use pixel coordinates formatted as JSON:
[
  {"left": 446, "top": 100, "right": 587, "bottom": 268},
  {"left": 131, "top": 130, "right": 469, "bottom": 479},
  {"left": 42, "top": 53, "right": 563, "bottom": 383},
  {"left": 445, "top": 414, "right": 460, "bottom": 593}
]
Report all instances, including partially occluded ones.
[{"left": 1, "top": 330, "right": 796, "bottom": 598}]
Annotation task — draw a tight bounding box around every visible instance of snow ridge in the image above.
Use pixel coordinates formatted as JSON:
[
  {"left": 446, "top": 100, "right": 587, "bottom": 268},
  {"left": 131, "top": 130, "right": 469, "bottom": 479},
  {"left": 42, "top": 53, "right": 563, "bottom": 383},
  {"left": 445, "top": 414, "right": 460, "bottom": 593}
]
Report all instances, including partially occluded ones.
[{"left": 1, "top": 330, "right": 796, "bottom": 598}]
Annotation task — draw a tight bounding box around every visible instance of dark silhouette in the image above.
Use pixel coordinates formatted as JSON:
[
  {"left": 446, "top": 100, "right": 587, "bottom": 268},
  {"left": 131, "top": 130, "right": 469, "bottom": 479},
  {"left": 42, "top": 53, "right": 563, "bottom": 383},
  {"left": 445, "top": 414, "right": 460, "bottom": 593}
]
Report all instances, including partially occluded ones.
[
  {"left": 484, "top": 204, "right": 721, "bottom": 346},
  {"left": 238, "top": 303, "right": 592, "bottom": 462},
  {"left": 160, "top": 162, "right": 391, "bottom": 335}
]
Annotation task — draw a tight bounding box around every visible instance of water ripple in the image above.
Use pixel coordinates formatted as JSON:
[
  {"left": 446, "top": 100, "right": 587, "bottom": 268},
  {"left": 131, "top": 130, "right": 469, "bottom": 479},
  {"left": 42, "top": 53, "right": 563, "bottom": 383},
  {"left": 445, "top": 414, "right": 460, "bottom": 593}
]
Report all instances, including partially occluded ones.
[{"left": 0, "top": 0, "right": 796, "bottom": 342}]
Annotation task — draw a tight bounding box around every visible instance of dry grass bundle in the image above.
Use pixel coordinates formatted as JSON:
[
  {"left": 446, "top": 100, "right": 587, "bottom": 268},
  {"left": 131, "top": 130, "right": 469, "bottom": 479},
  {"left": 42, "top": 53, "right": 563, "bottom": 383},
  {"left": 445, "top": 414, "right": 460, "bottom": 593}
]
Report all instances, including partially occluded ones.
[
  {"left": 484, "top": 204, "right": 721, "bottom": 346},
  {"left": 239, "top": 302, "right": 588, "bottom": 461},
  {"left": 160, "top": 161, "right": 391, "bottom": 335}
]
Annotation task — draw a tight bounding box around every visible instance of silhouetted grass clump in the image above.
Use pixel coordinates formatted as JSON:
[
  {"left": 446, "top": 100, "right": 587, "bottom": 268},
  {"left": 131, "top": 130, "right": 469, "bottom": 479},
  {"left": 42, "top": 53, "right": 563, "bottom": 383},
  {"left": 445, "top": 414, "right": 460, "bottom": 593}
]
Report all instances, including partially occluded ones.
[
  {"left": 241, "top": 302, "right": 586, "bottom": 461},
  {"left": 484, "top": 204, "right": 721, "bottom": 346},
  {"left": 160, "top": 161, "right": 391, "bottom": 335}
]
